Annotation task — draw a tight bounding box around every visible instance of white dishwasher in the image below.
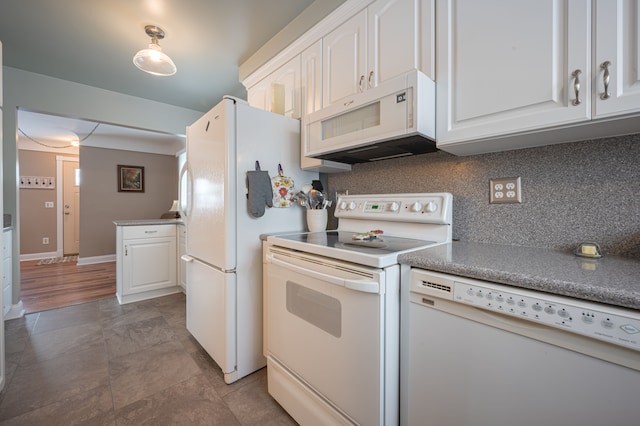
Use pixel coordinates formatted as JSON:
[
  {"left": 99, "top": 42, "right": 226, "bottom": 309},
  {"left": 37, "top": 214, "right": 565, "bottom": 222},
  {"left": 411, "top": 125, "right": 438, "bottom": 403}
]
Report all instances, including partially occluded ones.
[{"left": 402, "top": 269, "right": 640, "bottom": 426}]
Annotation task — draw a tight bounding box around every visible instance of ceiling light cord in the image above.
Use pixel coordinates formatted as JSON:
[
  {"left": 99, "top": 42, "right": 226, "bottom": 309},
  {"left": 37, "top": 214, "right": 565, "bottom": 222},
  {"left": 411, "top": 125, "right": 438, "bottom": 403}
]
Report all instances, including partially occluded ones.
[{"left": 18, "top": 122, "right": 100, "bottom": 149}]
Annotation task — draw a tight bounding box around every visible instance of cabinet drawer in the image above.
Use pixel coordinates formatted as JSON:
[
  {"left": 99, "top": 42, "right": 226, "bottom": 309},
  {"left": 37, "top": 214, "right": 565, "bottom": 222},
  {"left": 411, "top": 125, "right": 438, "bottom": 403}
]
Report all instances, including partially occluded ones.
[{"left": 122, "top": 225, "right": 176, "bottom": 239}]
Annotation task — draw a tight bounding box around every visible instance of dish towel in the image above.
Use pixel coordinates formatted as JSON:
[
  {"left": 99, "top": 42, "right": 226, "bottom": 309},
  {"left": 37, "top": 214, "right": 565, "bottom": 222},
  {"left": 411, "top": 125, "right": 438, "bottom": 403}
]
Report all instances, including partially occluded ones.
[{"left": 246, "top": 170, "right": 273, "bottom": 217}]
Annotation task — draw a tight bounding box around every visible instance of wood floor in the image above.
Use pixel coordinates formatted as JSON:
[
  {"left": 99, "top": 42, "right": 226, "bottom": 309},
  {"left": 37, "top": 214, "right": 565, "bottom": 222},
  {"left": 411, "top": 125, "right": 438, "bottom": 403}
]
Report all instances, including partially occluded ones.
[{"left": 20, "top": 259, "right": 116, "bottom": 314}]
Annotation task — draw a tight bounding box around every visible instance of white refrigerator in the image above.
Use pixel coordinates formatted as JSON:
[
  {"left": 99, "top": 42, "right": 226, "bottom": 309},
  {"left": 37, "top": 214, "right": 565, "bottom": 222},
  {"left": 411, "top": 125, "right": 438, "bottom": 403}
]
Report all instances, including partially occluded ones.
[{"left": 182, "top": 96, "right": 318, "bottom": 384}]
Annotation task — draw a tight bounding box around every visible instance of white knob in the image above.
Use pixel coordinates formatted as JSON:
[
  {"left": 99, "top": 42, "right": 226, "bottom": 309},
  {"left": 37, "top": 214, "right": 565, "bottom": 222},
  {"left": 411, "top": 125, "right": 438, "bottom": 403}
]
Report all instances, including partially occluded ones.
[
  {"left": 348, "top": 201, "right": 357, "bottom": 211},
  {"left": 389, "top": 202, "right": 400, "bottom": 212},
  {"left": 410, "top": 202, "right": 423, "bottom": 212},
  {"left": 424, "top": 202, "right": 437, "bottom": 213},
  {"left": 339, "top": 201, "right": 347, "bottom": 210}
]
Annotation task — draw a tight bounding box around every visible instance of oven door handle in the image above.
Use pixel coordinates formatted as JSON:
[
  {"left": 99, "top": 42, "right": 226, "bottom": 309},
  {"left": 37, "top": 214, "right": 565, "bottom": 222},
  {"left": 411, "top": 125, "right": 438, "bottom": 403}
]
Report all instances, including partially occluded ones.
[{"left": 267, "top": 254, "right": 380, "bottom": 294}]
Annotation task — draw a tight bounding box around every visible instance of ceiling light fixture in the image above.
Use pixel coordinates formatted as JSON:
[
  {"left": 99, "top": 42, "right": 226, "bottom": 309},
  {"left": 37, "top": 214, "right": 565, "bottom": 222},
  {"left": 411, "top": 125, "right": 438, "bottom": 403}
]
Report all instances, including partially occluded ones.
[{"left": 133, "top": 25, "right": 177, "bottom": 76}]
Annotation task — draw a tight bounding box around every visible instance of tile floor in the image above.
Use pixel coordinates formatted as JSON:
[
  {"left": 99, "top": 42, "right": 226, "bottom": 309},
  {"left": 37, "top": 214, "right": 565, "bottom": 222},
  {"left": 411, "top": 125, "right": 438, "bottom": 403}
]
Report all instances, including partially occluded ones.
[{"left": 0, "top": 293, "right": 297, "bottom": 425}]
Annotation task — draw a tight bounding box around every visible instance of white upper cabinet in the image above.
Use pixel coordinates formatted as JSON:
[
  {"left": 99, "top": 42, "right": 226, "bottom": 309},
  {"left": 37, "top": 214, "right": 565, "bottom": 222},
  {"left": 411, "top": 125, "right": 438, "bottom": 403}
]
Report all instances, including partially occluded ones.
[
  {"left": 436, "top": 0, "right": 591, "bottom": 147},
  {"left": 302, "top": 39, "right": 323, "bottom": 116},
  {"left": 323, "top": 10, "right": 368, "bottom": 107},
  {"left": 323, "top": 0, "right": 433, "bottom": 107},
  {"left": 247, "top": 56, "right": 301, "bottom": 118},
  {"left": 594, "top": 0, "right": 640, "bottom": 118},
  {"left": 368, "top": 0, "right": 434, "bottom": 86}
]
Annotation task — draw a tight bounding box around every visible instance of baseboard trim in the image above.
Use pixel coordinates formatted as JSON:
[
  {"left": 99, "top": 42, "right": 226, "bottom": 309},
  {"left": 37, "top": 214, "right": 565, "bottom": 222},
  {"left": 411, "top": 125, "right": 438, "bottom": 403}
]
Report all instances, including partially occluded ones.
[
  {"left": 77, "top": 254, "right": 116, "bottom": 265},
  {"left": 5, "top": 300, "right": 25, "bottom": 320},
  {"left": 20, "top": 251, "right": 58, "bottom": 262}
]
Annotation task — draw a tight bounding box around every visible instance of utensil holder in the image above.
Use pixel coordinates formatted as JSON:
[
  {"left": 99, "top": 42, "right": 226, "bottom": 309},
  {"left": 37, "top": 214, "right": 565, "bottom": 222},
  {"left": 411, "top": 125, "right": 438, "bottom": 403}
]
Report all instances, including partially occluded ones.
[{"left": 306, "top": 209, "right": 327, "bottom": 232}]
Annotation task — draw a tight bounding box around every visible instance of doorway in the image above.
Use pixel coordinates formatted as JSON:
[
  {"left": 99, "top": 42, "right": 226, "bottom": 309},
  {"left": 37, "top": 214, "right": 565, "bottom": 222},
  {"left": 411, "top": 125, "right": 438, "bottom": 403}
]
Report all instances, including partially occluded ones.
[{"left": 60, "top": 157, "right": 80, "bottom": 256}]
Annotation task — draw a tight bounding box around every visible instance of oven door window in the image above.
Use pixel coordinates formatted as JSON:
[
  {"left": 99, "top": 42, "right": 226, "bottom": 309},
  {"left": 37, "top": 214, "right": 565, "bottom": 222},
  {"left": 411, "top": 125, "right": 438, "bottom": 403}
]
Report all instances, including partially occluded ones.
[{"left": 286, "top": 281, "right": 342, "bottom": 338}]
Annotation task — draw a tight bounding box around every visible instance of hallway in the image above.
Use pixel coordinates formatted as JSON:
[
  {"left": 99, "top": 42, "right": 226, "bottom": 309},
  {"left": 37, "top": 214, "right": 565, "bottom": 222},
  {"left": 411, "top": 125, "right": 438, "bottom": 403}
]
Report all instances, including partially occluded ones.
[{"left": 19, "top": 259, "right": 116, "bottom": 314}]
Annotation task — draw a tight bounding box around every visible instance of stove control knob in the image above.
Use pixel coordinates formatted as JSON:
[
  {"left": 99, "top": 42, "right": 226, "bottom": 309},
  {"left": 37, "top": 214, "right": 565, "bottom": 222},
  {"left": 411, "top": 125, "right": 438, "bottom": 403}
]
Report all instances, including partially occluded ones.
[
  {"left": 389, "top": 202, "right": 400, "bottom": 212},
  {"left": 410, "top": 202, "right": 423, "bottom": 212},
  {"left": 339, "top": 201, "right": 347, "bottom": 210},
  {"left": 424, "top": 202, "right": 437, "bottom": 213},
  {"left": 348, "top": 201, "right": 357, "bottom": 211}
]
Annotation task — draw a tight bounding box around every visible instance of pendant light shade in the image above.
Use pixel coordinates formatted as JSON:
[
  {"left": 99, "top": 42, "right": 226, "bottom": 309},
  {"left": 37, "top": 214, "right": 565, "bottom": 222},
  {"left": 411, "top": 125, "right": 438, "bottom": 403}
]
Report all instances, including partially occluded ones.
[{"left": 133, "top": 25, "right": 177, "bottom": 76}]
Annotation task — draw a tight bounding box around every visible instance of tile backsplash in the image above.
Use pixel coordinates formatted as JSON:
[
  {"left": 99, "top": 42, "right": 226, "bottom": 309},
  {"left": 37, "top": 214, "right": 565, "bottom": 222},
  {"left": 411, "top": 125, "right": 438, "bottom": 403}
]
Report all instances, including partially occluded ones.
[{"left": 326, "top": 134, "right": 640, "bottom": 258}]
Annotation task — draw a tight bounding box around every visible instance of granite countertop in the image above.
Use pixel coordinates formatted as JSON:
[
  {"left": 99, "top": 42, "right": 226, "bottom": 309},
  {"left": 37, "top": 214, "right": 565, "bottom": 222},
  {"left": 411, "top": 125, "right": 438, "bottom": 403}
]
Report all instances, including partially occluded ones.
[
  {"left": 113, "top": 219, "right": 183, "bottom": 226},
  {"left": 399, "top": 242, "right": 640, "bottom": 311}
]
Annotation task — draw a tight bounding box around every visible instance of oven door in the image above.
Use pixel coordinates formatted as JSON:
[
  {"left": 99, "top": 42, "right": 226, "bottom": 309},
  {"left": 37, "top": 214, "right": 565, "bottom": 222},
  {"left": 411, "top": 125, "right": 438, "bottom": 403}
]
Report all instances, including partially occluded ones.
[{"left": 265, "top": 246, "right": 390, "bottom": 425}]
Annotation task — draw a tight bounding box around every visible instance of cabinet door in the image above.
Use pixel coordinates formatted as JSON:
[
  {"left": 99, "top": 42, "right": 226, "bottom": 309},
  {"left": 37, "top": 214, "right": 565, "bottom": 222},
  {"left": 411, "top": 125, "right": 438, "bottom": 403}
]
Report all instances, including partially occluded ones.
[
  {"left": 247, "top": 81, "right": 270, "bottom": 112},
  {"left": 436, "top": 0, "right": 590, "bottom": 146},
  {"left": 594, "top": 0, "right": 640, "bottom": 117},
  {"left": 323, "top": 10, "right": 367, "bottom": 107},
  {"left": 368, "top": 0, "right": 434, "bottom": 86},
  {"left": 123, "top": 236, "right": 177, "bottom": 295},
  {"left": 247, "top": 56, "right": 301, "bottom": 118},
  {"left": 302, "top": 39, "right": 323, "bottom": 116}
]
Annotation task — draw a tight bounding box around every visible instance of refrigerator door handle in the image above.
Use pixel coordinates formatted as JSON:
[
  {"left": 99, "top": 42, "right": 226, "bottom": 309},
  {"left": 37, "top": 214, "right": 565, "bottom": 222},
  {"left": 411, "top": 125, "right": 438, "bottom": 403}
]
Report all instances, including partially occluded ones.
[{"left": 178, "top": 163, "right": 191, "bottom": 218}]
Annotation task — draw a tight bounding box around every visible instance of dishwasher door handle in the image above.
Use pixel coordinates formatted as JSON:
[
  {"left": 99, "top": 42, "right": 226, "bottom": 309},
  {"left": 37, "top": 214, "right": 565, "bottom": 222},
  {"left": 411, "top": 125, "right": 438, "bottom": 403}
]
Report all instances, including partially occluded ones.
[{"left": 267, "top": 254, "right": 381, "bottom": 294}]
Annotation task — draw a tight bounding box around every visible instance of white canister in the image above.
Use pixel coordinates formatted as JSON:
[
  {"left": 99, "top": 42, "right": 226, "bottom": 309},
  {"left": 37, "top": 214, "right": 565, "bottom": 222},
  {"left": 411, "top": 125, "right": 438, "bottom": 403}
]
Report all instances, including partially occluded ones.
[{"left": 306, "top": 209, "right": 328, "bottom": 232}]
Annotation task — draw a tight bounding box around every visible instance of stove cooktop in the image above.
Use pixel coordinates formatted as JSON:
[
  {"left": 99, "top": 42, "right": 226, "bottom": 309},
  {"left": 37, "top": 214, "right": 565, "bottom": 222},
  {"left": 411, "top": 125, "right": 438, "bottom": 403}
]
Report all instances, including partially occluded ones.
[
  {"left": 268, "top": 193, "right": 453, "bottom": 268},
  {"left": 268, "top": 231, "right": 440, "bottom": 268}
]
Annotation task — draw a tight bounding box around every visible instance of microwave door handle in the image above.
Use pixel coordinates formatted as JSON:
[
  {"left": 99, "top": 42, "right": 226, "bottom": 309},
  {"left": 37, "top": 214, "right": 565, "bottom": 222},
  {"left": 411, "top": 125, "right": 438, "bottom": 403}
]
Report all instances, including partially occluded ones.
[{"left": 267, "top": 254, "right": 380, "bottom": 294}]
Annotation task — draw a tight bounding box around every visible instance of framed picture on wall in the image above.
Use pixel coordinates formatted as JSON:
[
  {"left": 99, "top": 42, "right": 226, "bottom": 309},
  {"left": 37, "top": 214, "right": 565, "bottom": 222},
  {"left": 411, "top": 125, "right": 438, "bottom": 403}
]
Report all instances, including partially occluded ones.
[{"left": 117, "top": 165, "right": 145, "bottom": 192}]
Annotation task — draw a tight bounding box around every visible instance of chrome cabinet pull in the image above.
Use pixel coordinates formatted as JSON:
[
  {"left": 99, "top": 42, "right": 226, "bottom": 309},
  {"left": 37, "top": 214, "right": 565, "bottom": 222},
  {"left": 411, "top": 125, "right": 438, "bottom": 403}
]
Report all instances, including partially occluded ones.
[
  {"left": 125, "top": 245, "right": 128, "bottom": 256},
  {"left": 344, "top": 100, "right": 354, "bottom": 107},
  {"left": 571, "top": 69, "right": 582, "bottom": 106},
  {"left": 359, "top": 75, "right": 365, "bottom": 92},
  {"left": 368, "top": 71, "right": 374, "bottom": 89},
  {"left": 600, "top": 61, "right": 611, "bottom": 100}
]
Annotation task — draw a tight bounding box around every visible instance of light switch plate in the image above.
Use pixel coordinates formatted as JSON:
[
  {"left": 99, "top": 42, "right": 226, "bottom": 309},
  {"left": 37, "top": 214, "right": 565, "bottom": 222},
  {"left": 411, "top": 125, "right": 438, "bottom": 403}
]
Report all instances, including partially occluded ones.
[{"left": 490, "top": 177, "right": 522, "bottom": 203}]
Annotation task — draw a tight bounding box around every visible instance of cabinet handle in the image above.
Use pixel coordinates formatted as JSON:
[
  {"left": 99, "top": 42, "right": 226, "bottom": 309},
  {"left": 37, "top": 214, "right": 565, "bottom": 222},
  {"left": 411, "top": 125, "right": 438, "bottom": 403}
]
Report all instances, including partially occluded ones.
[
  {"left": 125, "top": 245, "right": 128, "bottom": 256},
  {"left": 600, "top": 61, "right": 611, "bottom": 100},
  {"left": 368, "top": 71, "right": 374, "bottom": 89},
  {"left": 359, "top": 75, "right": 365, "bottom": 92},
  {"left": 571, "top": 69, "right": 582, "bottom": 106},
  {"left": 144, "top": 230, "right": 158, "bottom": 234},
  {"left": 344, "top": 100, "right": 354, "bottom": 107}
]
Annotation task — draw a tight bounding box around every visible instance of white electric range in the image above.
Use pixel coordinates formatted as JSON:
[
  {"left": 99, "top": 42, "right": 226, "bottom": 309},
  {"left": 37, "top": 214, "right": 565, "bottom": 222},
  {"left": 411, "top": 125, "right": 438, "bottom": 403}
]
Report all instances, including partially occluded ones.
[{"left": 264, "top": 193, "right": 452, "bottom": 425}]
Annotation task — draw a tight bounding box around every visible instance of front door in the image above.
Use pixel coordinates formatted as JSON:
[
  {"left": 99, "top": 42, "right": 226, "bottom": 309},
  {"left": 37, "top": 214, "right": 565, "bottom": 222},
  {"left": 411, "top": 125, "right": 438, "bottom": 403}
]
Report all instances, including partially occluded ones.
[{"left": 62, "top": 160, "right": 80, "bottom": 255}]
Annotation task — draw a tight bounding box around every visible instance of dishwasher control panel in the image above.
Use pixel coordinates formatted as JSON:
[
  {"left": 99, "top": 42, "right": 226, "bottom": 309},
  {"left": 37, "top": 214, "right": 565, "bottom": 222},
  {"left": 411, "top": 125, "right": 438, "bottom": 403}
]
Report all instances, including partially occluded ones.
[
  {"left": 453, "top": 280, "right": 640, "bottom": 352},
  {"left": 410, "top": 269, "right": 640, "bottom": 352}
]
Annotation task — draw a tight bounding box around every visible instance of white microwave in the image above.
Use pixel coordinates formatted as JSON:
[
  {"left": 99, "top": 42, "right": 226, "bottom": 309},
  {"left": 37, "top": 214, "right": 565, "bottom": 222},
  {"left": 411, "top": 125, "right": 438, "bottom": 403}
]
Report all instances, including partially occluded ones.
[{"left": 303, "top": 69, "right": 436, "bottom": 164}]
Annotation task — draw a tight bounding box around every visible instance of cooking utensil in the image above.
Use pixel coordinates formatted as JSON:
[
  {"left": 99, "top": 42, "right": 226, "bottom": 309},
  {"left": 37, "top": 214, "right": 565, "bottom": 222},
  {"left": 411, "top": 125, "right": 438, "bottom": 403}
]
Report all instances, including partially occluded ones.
[
  {"left": 309, "top": 189, "right": 325, "bottom": 209},
  {"left": 293, "top": 191, "right": 310, "bottom": 209},
  {"left": 301, "top": 183, "right": 313, "bottom": 194}
]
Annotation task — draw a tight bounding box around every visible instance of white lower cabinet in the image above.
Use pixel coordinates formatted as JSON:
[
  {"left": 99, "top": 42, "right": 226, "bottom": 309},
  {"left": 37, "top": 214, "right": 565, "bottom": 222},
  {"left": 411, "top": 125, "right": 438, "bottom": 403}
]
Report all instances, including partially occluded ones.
[{"left": 116, "top": 224, "right": 179, "bottom": 304}]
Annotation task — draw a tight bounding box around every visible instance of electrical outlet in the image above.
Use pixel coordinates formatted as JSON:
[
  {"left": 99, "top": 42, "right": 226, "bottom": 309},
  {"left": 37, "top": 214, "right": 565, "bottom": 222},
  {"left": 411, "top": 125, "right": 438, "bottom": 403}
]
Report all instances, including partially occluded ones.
[
  {"left": 45, "top": 201, "right": 54, "bottom": 208},
  {"left": 42, "top": 237, "right": 50, "bottom": 244},
  {"left": 490, "top": 177, "right": 522, "bottom": 204}
]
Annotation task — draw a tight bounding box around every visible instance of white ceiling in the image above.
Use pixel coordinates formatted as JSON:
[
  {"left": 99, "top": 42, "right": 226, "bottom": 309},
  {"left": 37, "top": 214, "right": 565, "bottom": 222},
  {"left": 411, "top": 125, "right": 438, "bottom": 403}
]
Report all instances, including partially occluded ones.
[
  {"left": 17, "top": 110, "right": 186, "bottom": 155},
  {"left": 0, "top": 0, "right": 346, "bottom": 153}
]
